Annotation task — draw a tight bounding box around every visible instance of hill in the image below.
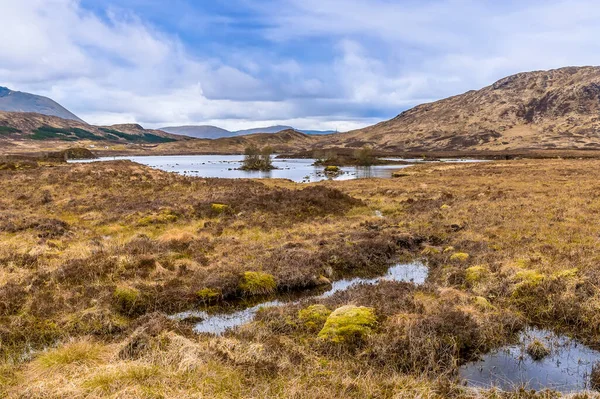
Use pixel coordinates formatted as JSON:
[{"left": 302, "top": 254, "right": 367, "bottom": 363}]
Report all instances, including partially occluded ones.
[
  {"left": 328, "top": 66, "right": 600, "bottom": 152},
  {"left": 161, "top": 124, "right": 336, "bottom": 139},
  {"left": 0, "top": 87, "right": 84, "bottom": 123},
  {"left": 0, "top": 111, "right": 185, "bottom": 151},
  {"left": 160, "top": 125, "right": 231, "bottom": 139},
  {"left": 154, "top": 128, "right": 319, "bottom": 155}
]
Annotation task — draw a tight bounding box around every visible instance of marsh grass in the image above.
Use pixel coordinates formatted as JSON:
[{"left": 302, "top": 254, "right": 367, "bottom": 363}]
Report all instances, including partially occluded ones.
[{"left": 4, "top": 159, "right": 600, "bottom": 397}]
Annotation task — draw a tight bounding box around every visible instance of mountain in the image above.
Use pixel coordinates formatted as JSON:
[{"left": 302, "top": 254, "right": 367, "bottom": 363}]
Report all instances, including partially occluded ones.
[
  {"left": 327, "top": 66, "right": 600, "bottom": 152},
  {"left": 233, "top": 125, "right": 294, "bottom": 136},
  {"left": 155, "top": 129, "right": 319, "bottom": 154},
  {"left": 0, "top": 111, "right": 185, "bottom": 144},
  {"left": 160, "top": 124, "right": 337, "bottom": 139},
  {"left": 0, "top": 87, "right": 84, "bottom": 123},
  {"left": 299, "top": 129, "right": 337, "bottom": 135},
  {"left": 160, "top": 125, "right": 231, "bottom": 139},
  {"left": 233, "top": 125, "right": 335, "bottom": 136}
]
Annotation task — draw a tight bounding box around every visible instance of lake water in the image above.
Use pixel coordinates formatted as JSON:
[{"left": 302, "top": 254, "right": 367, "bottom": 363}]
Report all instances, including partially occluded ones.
[
  {"left": 72, "top": 155, "right": 480, "bottom": 183},
  {"left": 460, "top": 328, "right": 600, "bottom": 393},
  {"left": 171, "top": 262, "right": 428, "bottom": 335}
]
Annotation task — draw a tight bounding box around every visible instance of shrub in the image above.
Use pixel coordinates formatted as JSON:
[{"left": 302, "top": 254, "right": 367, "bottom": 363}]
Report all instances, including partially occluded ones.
[
  {"left": 239, "top": 271, "right": 277, "bottom": 296},
  {"left": 450, "top": 252, "right": 470, "bottom": 262},
  {"left": 318, "top": 305, "right": 377, "bottom": 344},
  {"left": 240, "top": 145, "right": 274, "bottom": 171},
  {"left": 0, "top": 126, "right": 21, "bottom": 134},
  {"left": 526, "top": 339, "right": 550, "bottom": 361},
  {"left": 298, "top": 305, "right": 331, "bottom": 331},
  {"left": 353, "top": 146, "right": 375, "bottom": 166}
]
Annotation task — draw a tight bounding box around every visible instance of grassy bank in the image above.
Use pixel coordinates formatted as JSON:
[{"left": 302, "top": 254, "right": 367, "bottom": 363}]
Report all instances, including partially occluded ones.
[{"left": 1, "top": 159, "right": 600, "bottom": 398}]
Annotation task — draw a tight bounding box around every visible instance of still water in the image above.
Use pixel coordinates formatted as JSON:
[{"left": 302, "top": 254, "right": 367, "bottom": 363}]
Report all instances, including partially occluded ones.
[
  {"left": 460, "top": 328, "right": 600, "bottom": 393},
  {"left": 74, "top": 154, "right": 425, "bottom": 183},
  {"left": 171, "top": 262, "right": 428, "bottom": 335}
]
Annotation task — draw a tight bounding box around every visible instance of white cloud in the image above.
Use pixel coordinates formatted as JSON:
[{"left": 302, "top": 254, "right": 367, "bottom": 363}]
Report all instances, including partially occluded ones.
[{"left": 1, "top": 0, "right": 600, "bottom": 131}]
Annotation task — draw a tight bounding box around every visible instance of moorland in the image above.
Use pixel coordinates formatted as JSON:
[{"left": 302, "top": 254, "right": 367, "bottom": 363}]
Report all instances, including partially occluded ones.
[{"left": 1, "top": 157, "right": 600, "bottom": 398}]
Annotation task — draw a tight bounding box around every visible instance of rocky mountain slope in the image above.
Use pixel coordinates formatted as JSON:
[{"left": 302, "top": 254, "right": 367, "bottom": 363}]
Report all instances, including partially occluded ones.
[
  {"left": 328, "top": 66, "right": 600, "bottom": 151},
  {"left": 0, "top": 87, "right": 84, "bottom": 122},
  {"left": 0, "top": 111, "right": 184, "bottom": 145}
]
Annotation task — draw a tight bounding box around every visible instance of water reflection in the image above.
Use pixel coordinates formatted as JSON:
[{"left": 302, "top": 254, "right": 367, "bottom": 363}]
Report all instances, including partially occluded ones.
[
  {"left": 460, "top": 328, "right": 600, "bottom": 393},
  {"left": 73, "top": 155, "right": 414, "bottom": 183},
  {"left": 171, "top": 262, "right": 428, "bottom": 335}
]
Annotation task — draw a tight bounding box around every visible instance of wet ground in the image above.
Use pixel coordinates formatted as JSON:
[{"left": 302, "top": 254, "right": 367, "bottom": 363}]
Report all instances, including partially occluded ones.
[
  {"left": 171, "top": 262, "right": 429, "bottom": 335},
  {"left": 460, "top": 328, "right": 600, "bottom": 393}
]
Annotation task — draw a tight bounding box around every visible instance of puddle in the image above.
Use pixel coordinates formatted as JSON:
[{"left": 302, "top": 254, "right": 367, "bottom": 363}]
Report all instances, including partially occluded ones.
[
  {"left": 171, "top": 262, "right": 428, "bottom": 335},
  {"left": 460, "top": 328, "right": 600, "bottom": 393}
]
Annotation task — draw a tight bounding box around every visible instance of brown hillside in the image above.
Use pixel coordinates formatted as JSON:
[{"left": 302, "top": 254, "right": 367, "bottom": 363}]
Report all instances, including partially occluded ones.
[{"left": 326, "top": 66, "right": 600, "bottom": 151}]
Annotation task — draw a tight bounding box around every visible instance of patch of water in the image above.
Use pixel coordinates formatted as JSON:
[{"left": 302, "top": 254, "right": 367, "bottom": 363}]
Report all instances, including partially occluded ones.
[
  {"left": 72, "top": 155, "right": 414, "bottom": 183},
  {"left": 460, "top": 328, "right": 600, "bottom": 393},
  {"left": 171, "top": 262, "right": 428, "bottom": 335}
]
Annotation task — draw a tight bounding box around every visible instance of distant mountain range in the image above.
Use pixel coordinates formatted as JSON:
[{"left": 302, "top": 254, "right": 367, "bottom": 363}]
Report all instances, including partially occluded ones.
[
  {"left": 5, "top": 66, "right": 600, "bottom": 153},
  {"left": 0, "top": 85, "right": 337, "bottom": 140},
  {"left": 0, "top": 87, "right": 85, "bottom": 123},
  {"left": 160, "top": 124, "right": 336, "bottom": 139}
]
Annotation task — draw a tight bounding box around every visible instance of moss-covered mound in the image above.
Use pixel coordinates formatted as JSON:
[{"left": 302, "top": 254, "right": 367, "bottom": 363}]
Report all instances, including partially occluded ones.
[
  {"left": 239, "top": 271, "right": 277, "bottom": 296},
  {"left": 318, "top": 305, "right": 377, "bottom": 344},
  {"left": 298, "top": 304, "right": 331, "bottom": 331}
]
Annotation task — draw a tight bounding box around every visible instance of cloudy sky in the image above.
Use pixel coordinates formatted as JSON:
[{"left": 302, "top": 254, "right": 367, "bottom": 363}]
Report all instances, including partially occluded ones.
[{"left": 1, "top": 0, "right": 599, "bottom": 130}]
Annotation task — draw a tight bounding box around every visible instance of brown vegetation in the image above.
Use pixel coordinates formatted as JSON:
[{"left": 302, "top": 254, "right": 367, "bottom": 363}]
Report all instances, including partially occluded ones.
[{"left": 2, "top": 158, "right": 600, "bottom": 397}]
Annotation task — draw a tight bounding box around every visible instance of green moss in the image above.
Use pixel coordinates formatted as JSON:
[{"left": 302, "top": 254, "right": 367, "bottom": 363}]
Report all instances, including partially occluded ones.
[
  {"left": 421, "top": 246, "right": 441, "bottom": 255},
  {"left": 197, "top": 288, "right": 220, "bottom": 302},
  {"left": 239, "top": 271, "right": 277, "bottom": 296},
  {"left": 113, "top": 286, "right": 144, "bottom": 316},
  {"left": 440, "top": 204, "right": 451, "bottom": 210},
  {"left": 474, "top": 296, "right": 494, "bottom": 310},
  {"left": 450, "top": 252, "right": 470, "bottom": 262},
  {"left": 137, "top": 209, "right": 178, "bottom": 226},
  {"left": 324, "top": 165, "right": 340, "bottom": 173},
  {"left": 211, "top": 203, "right": 229, "bottom": 214},
  {"left": 552, "top": 268, "right": 578, "bottom": 280},
  {"left": 514, "top": 270, "right": 545, "bottom": 286},
  {"left": 298, "top": 305, "right": 331, "bottom": 331},
  {"left": 465, "top": 265, "right": 488, "bottom": 284},
  {"left": 318, "top": 305, "right": 377, "bottom": 344}
]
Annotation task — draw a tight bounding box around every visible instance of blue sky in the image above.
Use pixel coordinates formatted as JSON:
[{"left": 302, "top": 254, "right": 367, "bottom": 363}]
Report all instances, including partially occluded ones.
[{"left": 1, "top": 0, "right": 600, "bottom": 130}]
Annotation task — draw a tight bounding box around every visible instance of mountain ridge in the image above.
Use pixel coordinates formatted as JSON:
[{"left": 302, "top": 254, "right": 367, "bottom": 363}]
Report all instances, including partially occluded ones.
[
  {"left": 161, "top": 124, "right": 336, "bottom": 139},
  {"left": 0, "top": 87, "right": 85, "bottom": 123},
  {"left": 321, "top": 66, "right": 600, "bottom": 151}
]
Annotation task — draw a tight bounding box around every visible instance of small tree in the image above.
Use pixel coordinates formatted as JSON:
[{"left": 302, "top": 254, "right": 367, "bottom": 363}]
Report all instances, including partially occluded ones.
[
  {"left": 260, "top": 146, "right": 274, "bottom": 168},
  {"left": 241, "top": 145, "right": 274, "bottom": 170},
  {"left": 354, "top": 145, "right": 375, "bottom": 166}
]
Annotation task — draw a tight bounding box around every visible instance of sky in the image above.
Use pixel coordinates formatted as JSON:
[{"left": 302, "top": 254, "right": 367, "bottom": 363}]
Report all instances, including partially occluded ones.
[{"left": 1, "top": 0, "right": 600, "bottom": 131}]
